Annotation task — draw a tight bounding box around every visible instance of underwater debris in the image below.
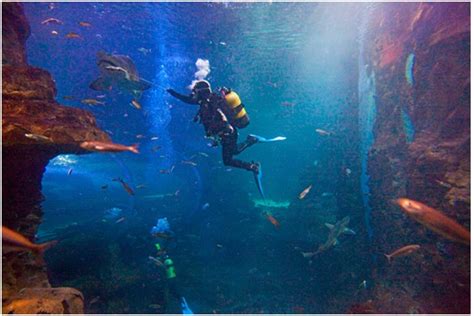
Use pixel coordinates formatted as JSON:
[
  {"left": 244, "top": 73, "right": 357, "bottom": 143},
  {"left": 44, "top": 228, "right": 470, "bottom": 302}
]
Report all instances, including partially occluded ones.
[
  {"left": 80, "top": 140, "right": 139, "bottom": 154},
  {"left": 384, "top": 244, "right": 420, "bottom": 262},
  {"left": 298, "top": 185, "right": 312, "bottom": 200},
  {"left": 395, "top": 198, "right": 470, "bottom": 245}
]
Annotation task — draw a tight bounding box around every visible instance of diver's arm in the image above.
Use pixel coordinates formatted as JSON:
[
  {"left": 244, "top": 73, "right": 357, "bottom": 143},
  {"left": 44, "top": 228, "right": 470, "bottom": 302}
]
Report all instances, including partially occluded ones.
[
  {"left": 167, "top": 89, "right": 198, "bottom": 105},
  {"left": 217, "top": 108, "right": 234, "bottom": 133}
]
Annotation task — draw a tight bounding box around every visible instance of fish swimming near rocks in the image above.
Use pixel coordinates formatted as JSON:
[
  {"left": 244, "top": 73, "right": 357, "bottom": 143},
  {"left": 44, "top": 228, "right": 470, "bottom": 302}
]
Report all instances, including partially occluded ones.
[
  {"left": 80, "top": 140, "right": 139, "bottom": 154},
  {"left": 2, "top": 226, "right": 57, "bottom": 256},
  {"left": 302, "top": 216, "right": 352, "bottom": 258},
  {"left": 395, "top": 198, "right": 470, "bottom": 245},
  {"left": 384, "top": 244, "right": 420, "bottom": 263},
  {"left": 90, "top": 50, "right": 152, "bottom": 99}
]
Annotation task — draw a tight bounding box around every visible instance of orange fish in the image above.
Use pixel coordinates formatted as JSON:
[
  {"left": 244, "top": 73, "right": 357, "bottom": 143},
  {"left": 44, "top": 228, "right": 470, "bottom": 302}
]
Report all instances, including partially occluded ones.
[
  {"left": 2, "top": 226, "right": 57, "bottom": 254},
  {"left": 113, "top": 178, "right": 135, "bottom": 196},
  {"left": 65, "top": 32, "right": 81, "bottom": 39},
  {"left": 266, "top": 213, "right": 280, "bottom": 229},
  {"left": 395, "top": 198, "right": 470, "bottom": 245},
  {"left": 79, "top": 21, "right": 91, "bottom": 27},
  {"left": 80, "top": 140, "right": 139, "bottom": 154},
  {"left": 131, "top": 99, "right": 141, "bottom": 109},
  {"left": 384, "top": 244, "right": 420, "bottom": 262},
  {"left": 299, "top": 185, "right": 312, "bottom": 200}
]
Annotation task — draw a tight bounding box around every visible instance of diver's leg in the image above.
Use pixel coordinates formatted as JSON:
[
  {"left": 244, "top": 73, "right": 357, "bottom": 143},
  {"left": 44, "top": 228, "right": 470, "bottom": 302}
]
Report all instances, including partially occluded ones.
[
  {"left": 221, "top": 133, "right": 254, "bottom": 171},
  {"left": 235, "top": 134, "right": 259, "bottom": 155}
]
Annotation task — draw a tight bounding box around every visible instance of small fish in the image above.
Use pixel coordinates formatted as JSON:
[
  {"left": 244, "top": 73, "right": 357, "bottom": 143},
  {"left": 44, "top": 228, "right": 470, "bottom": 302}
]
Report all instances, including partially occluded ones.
[
  {"left": 159, "top": 165, "right": 175, "bottom": 174},
  {"left": 80, "top": 141, "right": 139, "bottom": 154},
  {"left": 62, "top": 95, "right": 75, "bottom": 100},
  {"left": 152, "top": 146, "right": 161, "bottom": 152},
  {"left": 148, "top": 304, "right": 162, "bottom": 309},
  {"left": 321, "top": 192, "right": 333, "bottom": 197},
  {"left": 2, "top": 226, "right": 57, "bottom": 255},
  {"left": 131, "top": 99, "right": 141, "bottom": 109},
  {"left": 315, "top": 128, "right": 332, "bottom": 136},
  {"left": 299, "top": 185, "right": 312, "bottom": 200},
  {"left": 51, "top": 30, "right": 58, "bottom": 35},
  {"left": 265, "top": 213, "right": 280, "bottom": 229},
  {"left": 79, "top": 21, "right": 91, "bottom": 27},
  {"left": 202, "top": 203, "right": 210, "bottom": 210},
  {"left": 345, "top": 168, "right": 352, "bottom": 176},
  {"left": 395, "top": 198, "right": 470, "bottom": 245},
  {"left": 136, "top": 184, "right": 146, "bottom": 189},
  {"left": 65, "top": 32, "right": 81, "bottom": 39},
  {"left": 150, "top": 136, "right": 159, "bottom": 141},
  {"left": 113, "top": 178, "right": 135, "bottom": 196},
  {"left": 359, "top": 280, "right": 367, "bottom": 289},
  {"left": 216, "top": 244, "right": 223, "bottom": 248},
  {"left": 124, "top": 113, "right": 129, "bottom": 118},
  {"left": 219, "top": 41, "right": 227, "bottom": 46},
  {"left": 115, "top": 217, "right": 126, "bottom": 224},
  {"left": 41, "top": 17, "right": 62, "bottom": 25},
  {"left": 81, "top": 98, "right": 104, "bottom": 106},
  {"left": 281, "top": 101, "right": 295, "bottom": 107},
  {"left": 435, "top": 180, "right": 452, "bottom": 188},
  {"left": 89, "top": 296, "right": 100, "bottom": 305},
  {"left": 384, "top": 244, "right": 421, "bottom": 262},
  {"left": 67, "top": 168, "right": 73, "bottom": 176},
  {"left": 181, "top": 160, "right": 197, "bottom": 167},
  {"left": 301, "top": 251, "right": 316, "bottom": 258},
  {"left": 101, "top": 185, "right": 108, "bottom": 190},
  {"left": 136, "top": 134, "right": 145, "bottom": 139},
  {"left": 137, "top": 47, "right": 152, "bottom": 55},
  {"left": 198, "top": 152, "right": 209, "bottom": 157},
  {"left": 96, "top": 94, "right": 106, "bottom": 99}
]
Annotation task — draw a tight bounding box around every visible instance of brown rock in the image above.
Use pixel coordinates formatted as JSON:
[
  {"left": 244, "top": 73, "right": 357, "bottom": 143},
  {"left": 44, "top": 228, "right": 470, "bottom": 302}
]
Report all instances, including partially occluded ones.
[{"left": 2, "top": 287, "right": 84, "bottom": 314}]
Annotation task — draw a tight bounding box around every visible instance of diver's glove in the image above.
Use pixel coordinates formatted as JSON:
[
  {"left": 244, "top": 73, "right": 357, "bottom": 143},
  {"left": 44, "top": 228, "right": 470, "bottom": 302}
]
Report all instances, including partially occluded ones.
[{"left": 167, "top": 89, "right": 180, "bottom": 98}]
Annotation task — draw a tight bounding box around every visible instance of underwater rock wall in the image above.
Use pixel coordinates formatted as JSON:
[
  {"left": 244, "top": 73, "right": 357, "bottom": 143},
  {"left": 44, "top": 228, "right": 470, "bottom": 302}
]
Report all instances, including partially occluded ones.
[
  {"left": 2, "top": 3, "right": 110, "bottom": 313},
  {"left": 364, "top": 3, "right": 470, "bottom": 313}
]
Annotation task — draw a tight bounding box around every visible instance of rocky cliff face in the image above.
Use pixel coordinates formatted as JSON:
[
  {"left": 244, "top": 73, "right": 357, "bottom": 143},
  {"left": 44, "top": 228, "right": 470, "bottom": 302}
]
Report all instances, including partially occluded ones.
[
  {"left": 2, "top": 3, "right": 110, "bottom": 313},
  {"left": 364, "top": 3, "right": 470, "bottom": 313}
]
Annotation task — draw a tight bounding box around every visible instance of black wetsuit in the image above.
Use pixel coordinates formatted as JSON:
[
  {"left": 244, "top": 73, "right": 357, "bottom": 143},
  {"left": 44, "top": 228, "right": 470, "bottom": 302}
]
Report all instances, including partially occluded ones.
[{"left": 168, "top": 89, "right": 257, "bottom": 171}]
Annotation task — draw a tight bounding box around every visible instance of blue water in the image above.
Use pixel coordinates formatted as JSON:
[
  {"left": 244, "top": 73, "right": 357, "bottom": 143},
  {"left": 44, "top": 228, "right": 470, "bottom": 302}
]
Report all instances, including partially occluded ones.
[{"left": 24, "top": 3, "right": 383, "bottom": 313}]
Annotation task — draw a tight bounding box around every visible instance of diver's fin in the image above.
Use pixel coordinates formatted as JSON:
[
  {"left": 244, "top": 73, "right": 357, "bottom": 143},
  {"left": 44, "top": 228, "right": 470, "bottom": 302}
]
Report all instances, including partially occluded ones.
[
  {"left": 324, "top": 223, "right": 335, "bottom": 230},
  {"left": 253, "top": 165, "right": 265, "bottom": 199},
  {"left": 180, "top": 297, "right": 194, "bottom": 315},
  {"left": 90, "top": 77, "right": 112, "bottom": 91},
  {"left": 248, "top": 134, "right": 287, "bottom": 143}
]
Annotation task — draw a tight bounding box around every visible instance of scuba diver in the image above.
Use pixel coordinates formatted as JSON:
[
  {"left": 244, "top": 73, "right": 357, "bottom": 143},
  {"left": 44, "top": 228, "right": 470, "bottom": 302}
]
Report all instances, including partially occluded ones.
[
  {"left": 167, "top": 80, "right": 276, "bottom": 197},
  {"left": 149, "top": 218, "right": 193, "bottom": 314}
]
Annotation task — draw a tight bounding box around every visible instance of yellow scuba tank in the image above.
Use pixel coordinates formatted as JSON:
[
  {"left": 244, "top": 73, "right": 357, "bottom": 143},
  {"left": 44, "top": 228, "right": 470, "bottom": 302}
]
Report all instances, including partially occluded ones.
[{"left": 222, "top": 89, "right": 250, "bottom": 129}]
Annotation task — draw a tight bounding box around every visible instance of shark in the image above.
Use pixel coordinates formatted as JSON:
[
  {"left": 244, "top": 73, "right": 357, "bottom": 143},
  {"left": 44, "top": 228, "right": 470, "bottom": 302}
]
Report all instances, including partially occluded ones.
[
  {"left": 90, "top": 51, "right": 152, "bottom": 99},
  {"left": 301, "top": 216, "right": 355, "bottom": 258}
]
